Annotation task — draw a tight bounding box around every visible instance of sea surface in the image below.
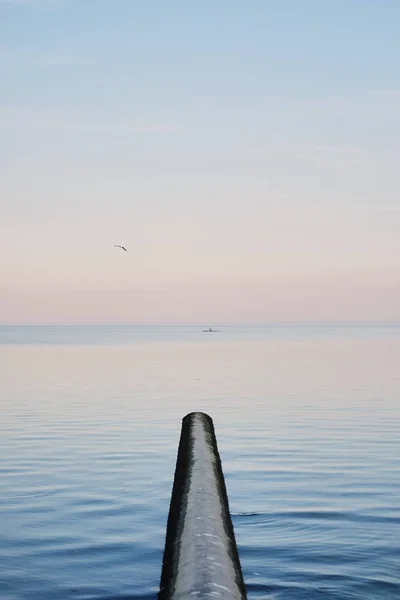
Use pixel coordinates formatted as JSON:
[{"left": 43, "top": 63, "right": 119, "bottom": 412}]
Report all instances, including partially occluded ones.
[{"left": 1, "top": 323, "right": 399, "bottom": 600}]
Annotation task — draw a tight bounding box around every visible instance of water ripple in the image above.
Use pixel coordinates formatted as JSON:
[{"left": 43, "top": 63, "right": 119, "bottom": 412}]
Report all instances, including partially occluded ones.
[{"left": 1, "top": 327, "right": 400, "bottom": 599}]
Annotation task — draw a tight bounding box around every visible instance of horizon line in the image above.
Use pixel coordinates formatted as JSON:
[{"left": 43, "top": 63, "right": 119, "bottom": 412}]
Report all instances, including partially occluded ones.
[{"left": 1, "top": 320, "right": 399, "bottom": 327}]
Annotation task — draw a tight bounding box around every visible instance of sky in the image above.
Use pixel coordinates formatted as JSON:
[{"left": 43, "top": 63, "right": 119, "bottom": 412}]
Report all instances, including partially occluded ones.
[{"left": 1, "top": 0, "right": 400, "bottom": 323}]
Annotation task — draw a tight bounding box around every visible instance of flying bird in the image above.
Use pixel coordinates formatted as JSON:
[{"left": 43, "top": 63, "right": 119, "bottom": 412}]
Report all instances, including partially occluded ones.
[{"left": 114, "top": 245, "right": 127, "bottom": 251}]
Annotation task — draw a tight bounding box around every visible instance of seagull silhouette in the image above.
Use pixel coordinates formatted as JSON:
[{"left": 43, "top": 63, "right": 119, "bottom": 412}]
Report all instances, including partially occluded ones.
[{"left": 114, "top": 245, "right": 127, "bottom": 251}]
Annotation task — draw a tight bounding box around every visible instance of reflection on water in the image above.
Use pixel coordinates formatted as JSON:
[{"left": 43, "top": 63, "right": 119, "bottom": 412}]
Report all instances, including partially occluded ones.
[{"left": 1, "top": 324, "right": 399, "bottom": 599}]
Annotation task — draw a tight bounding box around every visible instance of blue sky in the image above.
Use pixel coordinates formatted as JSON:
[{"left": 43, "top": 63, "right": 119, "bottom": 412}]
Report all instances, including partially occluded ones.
[{"left": 1, "top": 0, "right": 399, "bottom": 322}]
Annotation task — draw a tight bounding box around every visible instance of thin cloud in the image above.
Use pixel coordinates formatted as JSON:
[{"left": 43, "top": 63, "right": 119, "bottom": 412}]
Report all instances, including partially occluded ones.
[
  {"left": 309, "top": 144, "right": 361, "bottom": 154},
  {"left": 0, "top": 0, "right": 62, "bottom": 8},
  {"left": 32, "top": 55, "right": 96, "bottom": 67},
  {"left": 0, "top": 53, "right": 96, "bottom": 68},
  {"left": 0, "top": 107, "right": 175, "bottom": 135},
  {"left": 295, "top": 143, "right": 366, "bottom": 171},
  {"left": 369, "top": 89, "right": 400, "bottom": 98}
]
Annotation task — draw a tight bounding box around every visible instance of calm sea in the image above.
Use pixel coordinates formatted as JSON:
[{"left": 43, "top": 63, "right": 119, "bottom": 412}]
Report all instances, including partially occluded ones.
[{"left": 1, "top": 324, "right": 399, "bottom": 599}]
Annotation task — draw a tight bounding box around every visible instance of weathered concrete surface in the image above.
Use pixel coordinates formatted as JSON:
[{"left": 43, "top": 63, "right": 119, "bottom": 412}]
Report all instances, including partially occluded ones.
[{"left": 159, "top": 412, "right": 247, "bottom": 600}]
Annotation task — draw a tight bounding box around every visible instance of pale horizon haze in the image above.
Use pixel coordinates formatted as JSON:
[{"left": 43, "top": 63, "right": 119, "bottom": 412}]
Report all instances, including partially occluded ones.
[{"left": 1, "top": 1, "right": 400, "bottom": 323}]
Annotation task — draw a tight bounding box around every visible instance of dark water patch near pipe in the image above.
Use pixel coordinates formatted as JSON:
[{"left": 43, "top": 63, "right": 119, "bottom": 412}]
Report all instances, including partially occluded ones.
[{"left": 232, "top": 509, "right": 400, "bottom": 525}]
